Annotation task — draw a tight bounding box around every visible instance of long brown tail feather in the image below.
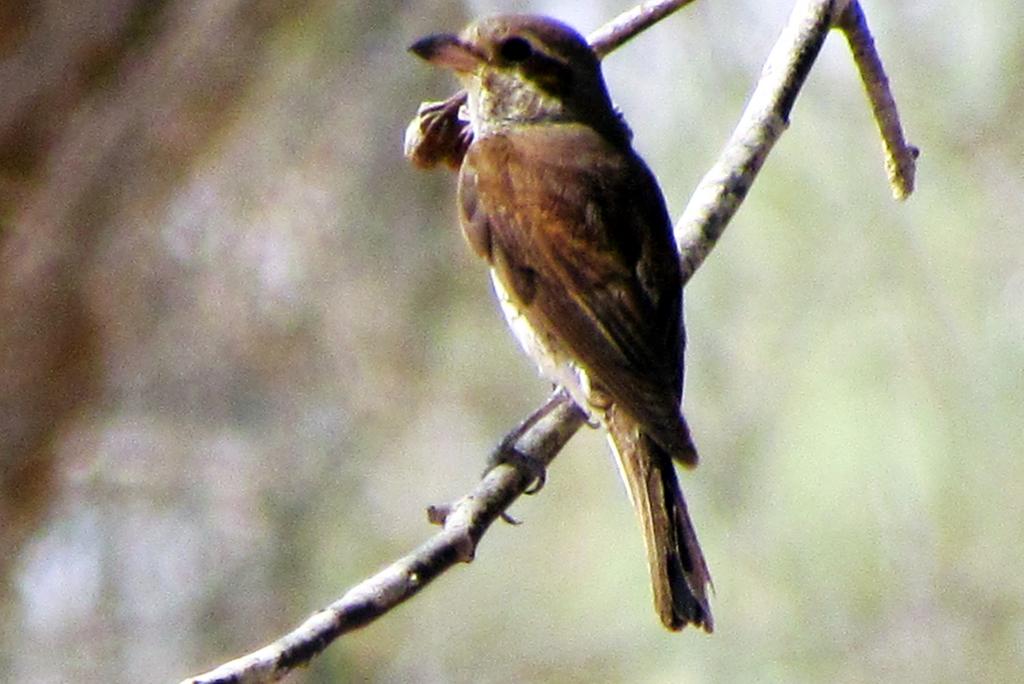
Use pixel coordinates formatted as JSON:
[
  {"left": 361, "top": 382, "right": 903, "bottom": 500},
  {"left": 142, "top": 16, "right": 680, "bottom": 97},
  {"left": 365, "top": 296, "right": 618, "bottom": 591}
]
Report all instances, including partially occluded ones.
[{"left": 605, "top": 406, "right": 713, "bottom": 632}]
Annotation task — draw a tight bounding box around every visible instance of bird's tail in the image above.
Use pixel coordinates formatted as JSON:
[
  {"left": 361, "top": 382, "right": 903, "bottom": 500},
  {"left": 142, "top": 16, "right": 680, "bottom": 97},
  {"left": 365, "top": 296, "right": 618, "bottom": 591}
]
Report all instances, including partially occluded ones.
[{"left": 605, "top": 406, "right": 713, "bottom": 632}]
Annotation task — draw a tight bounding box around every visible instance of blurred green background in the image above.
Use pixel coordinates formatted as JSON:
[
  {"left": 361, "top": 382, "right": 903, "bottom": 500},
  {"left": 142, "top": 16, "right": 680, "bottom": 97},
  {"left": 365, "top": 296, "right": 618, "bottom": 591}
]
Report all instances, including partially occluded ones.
[{"left": 1, "top": 1, "right": 1021, "bottom": 682}]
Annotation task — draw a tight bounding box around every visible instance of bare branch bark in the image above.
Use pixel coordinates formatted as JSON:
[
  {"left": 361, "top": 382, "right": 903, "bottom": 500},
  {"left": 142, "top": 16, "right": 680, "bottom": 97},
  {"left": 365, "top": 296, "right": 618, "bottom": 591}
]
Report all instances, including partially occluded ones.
[
  {"left": 587, "top": 0, "right": 699, "bottom": 58},
  {"left": 184, "top": 1, "right": 916, "bottom": 681},
  {"left": 183, "top": 394, "right": 584, "bottom": 684},
  {"left": 836, "top": 1, "right": 918, "bottom": 200},
  {"left": 676, "top": 0, "right": 834, "bottom": 282},
  {"left": 676, "top": 0, "right": 916, "bottom": 283}
]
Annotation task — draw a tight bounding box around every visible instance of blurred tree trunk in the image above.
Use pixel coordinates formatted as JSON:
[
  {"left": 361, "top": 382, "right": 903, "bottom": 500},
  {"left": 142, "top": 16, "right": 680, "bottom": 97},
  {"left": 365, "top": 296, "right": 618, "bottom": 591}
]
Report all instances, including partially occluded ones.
[{"left": 0, "top": 0, "right": 316, "bottom": 582}]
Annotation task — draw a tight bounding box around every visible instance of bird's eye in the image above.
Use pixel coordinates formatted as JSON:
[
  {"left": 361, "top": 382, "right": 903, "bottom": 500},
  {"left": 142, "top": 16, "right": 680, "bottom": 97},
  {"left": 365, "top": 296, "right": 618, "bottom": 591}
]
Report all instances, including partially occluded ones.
[{"left": 499, "top": 36, "right": 533, "bottom": 63}]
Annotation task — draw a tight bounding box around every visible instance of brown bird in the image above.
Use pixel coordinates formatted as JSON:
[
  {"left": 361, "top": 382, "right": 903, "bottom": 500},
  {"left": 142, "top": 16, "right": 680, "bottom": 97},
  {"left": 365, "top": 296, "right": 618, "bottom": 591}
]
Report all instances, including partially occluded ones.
[{"left": 411, "top": 14, "right": 712, "bottom": 632}]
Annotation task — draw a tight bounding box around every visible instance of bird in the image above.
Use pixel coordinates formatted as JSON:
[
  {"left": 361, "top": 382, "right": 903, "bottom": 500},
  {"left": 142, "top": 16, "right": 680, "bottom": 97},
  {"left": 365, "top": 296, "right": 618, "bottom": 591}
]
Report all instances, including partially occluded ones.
[{"left": 410, "top": 14, "right": 713, "bottom": 632}]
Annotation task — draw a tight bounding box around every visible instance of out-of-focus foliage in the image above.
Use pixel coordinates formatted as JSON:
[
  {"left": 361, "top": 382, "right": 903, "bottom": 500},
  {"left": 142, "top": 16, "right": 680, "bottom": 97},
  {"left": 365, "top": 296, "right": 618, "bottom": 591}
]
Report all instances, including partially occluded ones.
[{"left": 1, "top": 1, "right": 1020, "bottom": 682}]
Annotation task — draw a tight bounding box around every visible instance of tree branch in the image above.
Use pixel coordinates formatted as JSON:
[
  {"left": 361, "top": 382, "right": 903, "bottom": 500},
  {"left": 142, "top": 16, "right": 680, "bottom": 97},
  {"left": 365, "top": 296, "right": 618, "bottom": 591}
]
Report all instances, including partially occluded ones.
[
  {"left": 587, "top": 0, "right": 699, "bottom": 58},
  {"left": 182, "top": 394, "right": 584, "bottom": 684},
  {"left": 676, "top": 0, "right": 916, "bottom": 283},
  {"left": 836, "top": 1, "right": 918, "bottom": 200},
  {"left": 183, "top": 1, "right": 915, "bottom": 681}
]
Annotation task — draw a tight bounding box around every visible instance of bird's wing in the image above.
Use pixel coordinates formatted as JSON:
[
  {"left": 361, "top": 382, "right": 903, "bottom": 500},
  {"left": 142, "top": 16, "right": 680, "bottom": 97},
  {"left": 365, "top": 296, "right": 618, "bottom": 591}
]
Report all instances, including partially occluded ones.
[{"left": 459, "top": 124, "right": 695, "bottom": 460}]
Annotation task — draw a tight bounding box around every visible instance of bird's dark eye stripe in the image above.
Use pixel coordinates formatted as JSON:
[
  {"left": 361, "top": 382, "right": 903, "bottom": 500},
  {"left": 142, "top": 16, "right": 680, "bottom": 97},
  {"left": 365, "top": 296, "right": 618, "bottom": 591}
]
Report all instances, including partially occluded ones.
[{"left": 499, "top": 36, "right": 533, "bottom": 63}]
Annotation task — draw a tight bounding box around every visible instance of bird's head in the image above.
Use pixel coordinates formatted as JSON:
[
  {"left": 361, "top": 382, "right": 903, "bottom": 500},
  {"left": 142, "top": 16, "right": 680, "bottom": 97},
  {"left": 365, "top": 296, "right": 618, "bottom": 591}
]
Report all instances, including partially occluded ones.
[{"left": 411, "top": 15, "right": 628, "bottom": 142}]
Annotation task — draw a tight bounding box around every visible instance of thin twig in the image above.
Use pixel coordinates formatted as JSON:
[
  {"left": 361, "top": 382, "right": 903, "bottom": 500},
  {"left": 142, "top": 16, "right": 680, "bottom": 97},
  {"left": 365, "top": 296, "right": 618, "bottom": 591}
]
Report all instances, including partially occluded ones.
[
  {"left": 675, "top": 0, "right": 835, "bottom": 283},
  {"left": 185, "top": 1, "right": 915, "bottom": 681},
  {"left": 587, "top": 0, "right": 698, "bottom": 57},
  {"left": 676, "top": 0, "right": 916, "bottom": 282},
  {"left": 836, "top": 1, "right": 917, "bottom": 200},
  {"left": 182, "top": 395, "right": 586, "bottom": 684}
]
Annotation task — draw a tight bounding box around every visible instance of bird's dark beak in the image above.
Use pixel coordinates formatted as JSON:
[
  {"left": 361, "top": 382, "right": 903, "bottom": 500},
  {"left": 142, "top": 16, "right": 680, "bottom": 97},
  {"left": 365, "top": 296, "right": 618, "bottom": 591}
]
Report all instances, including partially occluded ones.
[{"left": 409, "top": 33, "right": 485, "bottom": 72}]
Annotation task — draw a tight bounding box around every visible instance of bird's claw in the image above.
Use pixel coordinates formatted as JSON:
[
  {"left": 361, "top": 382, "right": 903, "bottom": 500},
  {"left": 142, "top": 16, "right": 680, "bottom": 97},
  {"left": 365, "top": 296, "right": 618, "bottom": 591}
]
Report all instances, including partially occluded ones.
[{"left": 485, "top": 438, "right": 547, "bottom": 495}]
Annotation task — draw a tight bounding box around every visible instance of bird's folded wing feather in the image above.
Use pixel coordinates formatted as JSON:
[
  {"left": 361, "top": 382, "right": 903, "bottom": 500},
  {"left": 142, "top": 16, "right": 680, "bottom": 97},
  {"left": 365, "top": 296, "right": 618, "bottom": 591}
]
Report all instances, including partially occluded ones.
[{"left": 459, "top": 125, "right": 689, "bottom": 452}]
